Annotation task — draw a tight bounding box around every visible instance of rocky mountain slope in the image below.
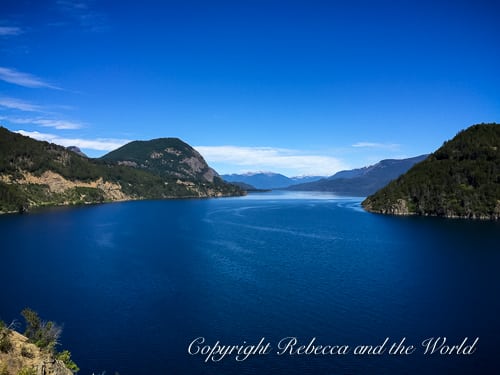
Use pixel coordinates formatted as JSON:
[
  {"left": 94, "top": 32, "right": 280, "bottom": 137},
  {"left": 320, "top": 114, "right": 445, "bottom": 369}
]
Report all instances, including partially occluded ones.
[
  {"left": 362, "top": 123, "right": 500, "bottom": 219},
  {"left": 0, "top": 127, "right": 243, "bottom": 213},
  {"left": 65, "top": 146, "right": 87, "bottom": 158},
  {"left": 101, "top": 137, "right": 219, "bottom": 182}
]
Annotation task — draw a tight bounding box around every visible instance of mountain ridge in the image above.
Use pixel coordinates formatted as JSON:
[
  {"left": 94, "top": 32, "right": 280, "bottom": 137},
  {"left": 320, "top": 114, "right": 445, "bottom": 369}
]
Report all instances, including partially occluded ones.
[
  {"left": 222, "top": 172, "right": 323, "bottom": 189},
  {"left": 287, "top": 155, "right": 429, "bottom": 196}
]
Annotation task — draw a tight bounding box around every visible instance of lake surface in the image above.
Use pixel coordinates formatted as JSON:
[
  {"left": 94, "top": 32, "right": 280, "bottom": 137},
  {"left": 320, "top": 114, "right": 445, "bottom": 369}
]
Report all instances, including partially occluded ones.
[{"left": 1, "top": 191, "right": 499, "bottom": 374}]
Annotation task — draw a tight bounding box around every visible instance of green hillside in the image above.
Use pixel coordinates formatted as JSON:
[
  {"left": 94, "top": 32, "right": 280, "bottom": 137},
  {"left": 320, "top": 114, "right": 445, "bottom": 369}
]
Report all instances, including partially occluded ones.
[
  {"left": 362, "top": 123, "right": 500, "bottom": 219},
  {"left": 100, "top": 138, "right": 218, "bottom": 182},
  {"left": 0, "top": 127, "right": 243, "bottom": 213}
]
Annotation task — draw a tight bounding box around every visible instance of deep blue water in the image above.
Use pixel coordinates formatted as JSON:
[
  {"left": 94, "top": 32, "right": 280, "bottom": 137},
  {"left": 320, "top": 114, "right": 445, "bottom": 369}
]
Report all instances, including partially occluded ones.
[{"left": 0, "top": 191, "right": 499, "bottom": 374}]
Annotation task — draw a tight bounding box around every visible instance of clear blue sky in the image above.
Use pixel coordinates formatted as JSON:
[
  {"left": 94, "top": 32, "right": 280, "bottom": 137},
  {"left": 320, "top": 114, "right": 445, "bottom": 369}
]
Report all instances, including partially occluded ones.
[{"left": 1, "top": 0, "right": 499, "bottom": 176}]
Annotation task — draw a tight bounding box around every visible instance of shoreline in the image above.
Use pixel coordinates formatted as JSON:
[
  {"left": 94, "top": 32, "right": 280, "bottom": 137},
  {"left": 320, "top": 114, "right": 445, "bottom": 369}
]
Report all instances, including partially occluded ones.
[{"left": 0, "top": 190, "right": 247, "bottom": 216}]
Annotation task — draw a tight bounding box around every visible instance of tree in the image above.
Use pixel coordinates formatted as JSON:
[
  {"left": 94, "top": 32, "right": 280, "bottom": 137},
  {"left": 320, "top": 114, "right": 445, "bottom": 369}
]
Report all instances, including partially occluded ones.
[
  {"left": 21, "top": 308, "right": 62, "bottom": 351},
  {"left": 56, "top": 350, "right": 80, "bottom": 373}
]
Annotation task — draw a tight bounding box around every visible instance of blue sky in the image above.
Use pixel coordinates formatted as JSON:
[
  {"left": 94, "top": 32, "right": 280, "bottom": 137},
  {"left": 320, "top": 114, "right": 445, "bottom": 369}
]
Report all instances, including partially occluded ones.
[{"left": 1, "top": 0, "right": 499, "bottom": 176}]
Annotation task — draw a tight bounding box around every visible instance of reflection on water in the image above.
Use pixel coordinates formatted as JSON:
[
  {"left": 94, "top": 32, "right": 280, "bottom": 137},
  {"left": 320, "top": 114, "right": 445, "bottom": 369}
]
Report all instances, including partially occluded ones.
[{"left": 235, "top": 190, "right": 365, "bottom": 201}]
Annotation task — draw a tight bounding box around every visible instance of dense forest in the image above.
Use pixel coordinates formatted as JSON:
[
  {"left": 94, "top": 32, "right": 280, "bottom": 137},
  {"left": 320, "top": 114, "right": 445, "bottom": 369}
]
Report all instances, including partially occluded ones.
[
  {"left": 362, "top": 123, "right": 500, "bottom": 219},
  {"left": 0, "top": 127, "right": 243, "bottom": 213}
]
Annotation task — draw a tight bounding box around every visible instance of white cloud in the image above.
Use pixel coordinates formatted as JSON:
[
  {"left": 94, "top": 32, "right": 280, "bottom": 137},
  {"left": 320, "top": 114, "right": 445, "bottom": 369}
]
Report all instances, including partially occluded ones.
[
  {"left": 0, "top": 97, "right": 43, "bottom": 112},
  {"left": 195, "top": 145, "right": 347, "bottom": 176},
  {"left": 15, "top": 130, "right": 130, "bottom": 151},
  {"left": 56, "top": 0, "right": 108, "bottom": 32},
  {"left": 34, "top": 119, "right": 82, "bottom": 130},
  {"left": 352, "top": 142, "right": 400, "bottom": 150},
  {"left": 0, "top": 26, "right": 23, "bottom": 36},
  {"left": 57, "top": 1, "right": 89, "bottom": 10},
  {"left": 0, "top": 99, "right": 83, "bottom": 129},
  {"left": 0, "top": 67, "right": 61, "bottom": 89},
  {"left": 1, "top": 117, "right": 83, "bottom": 130}
]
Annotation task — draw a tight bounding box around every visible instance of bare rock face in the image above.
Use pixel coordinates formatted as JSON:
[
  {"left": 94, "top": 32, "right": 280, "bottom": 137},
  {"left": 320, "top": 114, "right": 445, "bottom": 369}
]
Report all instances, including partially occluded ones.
[
  {"left": 495, "top": 201, "right": 500, "bottom": 219},
  {"left": 37, "top": 358, "right": 73, "bottom": 375},
  {"left": 9, "top": 171, "right": 131, "bottom": 201},
  {"left": 181, "top": 156, "right": 205, "bottom": 174},
  {"left": 149, "top": 151, "right": 163, "bottom": 159},
  {"left": 384, "top": 199, "right": 411, "bottom": 215},
  {"left": 364, "top": 198, "right": 411, "bottom": 216},
  {"left": 0, "top": 331, "right": 73, "bottom": 375},
  {"left": 202, "top": 168, "right": 218, "bottom": 183},
  {"left": 180, "top": 153, "right": 219, "bottom": 183},
  {"left": 117, "top": 160, "right": 138, "bottom": 167},
  {"left": 66, "top": 146, "right": 87, "bottom": 158}
]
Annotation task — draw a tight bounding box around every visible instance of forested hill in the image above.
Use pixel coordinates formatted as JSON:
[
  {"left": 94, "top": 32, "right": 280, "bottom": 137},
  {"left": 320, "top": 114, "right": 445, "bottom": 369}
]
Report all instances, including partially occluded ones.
[
  {"left": 362, "top": 123, "right": 500, "bottom": 219},
  {"left": 100, "top": 137, "right": 219, "bottom": 183},
  {"left": 0, "top": 127, "right": 243, "bottom": 213}
]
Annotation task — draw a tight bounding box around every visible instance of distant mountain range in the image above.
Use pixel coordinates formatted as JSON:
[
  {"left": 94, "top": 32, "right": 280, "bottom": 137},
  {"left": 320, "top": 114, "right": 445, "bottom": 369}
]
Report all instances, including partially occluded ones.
[
  {"left": 288, "top": 155, "right": 429, "bottom": 196},
  {"left": 0, "top": 128, "right": 243, "bottom": 213},
  {"left": 363, "top": 123, "right": 500, "bottom": 219},
  {"left": 222, "top": 156, "right": 429, "bottom": 194},
  {"left": 222, "top": 172, "right": 323, "bottom": 189}
]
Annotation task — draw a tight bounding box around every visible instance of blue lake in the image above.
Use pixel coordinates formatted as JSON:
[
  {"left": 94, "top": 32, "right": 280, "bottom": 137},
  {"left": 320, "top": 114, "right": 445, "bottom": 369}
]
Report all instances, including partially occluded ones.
[{"left": 0, "top": 191, "right": 499, "bottom": 374}]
